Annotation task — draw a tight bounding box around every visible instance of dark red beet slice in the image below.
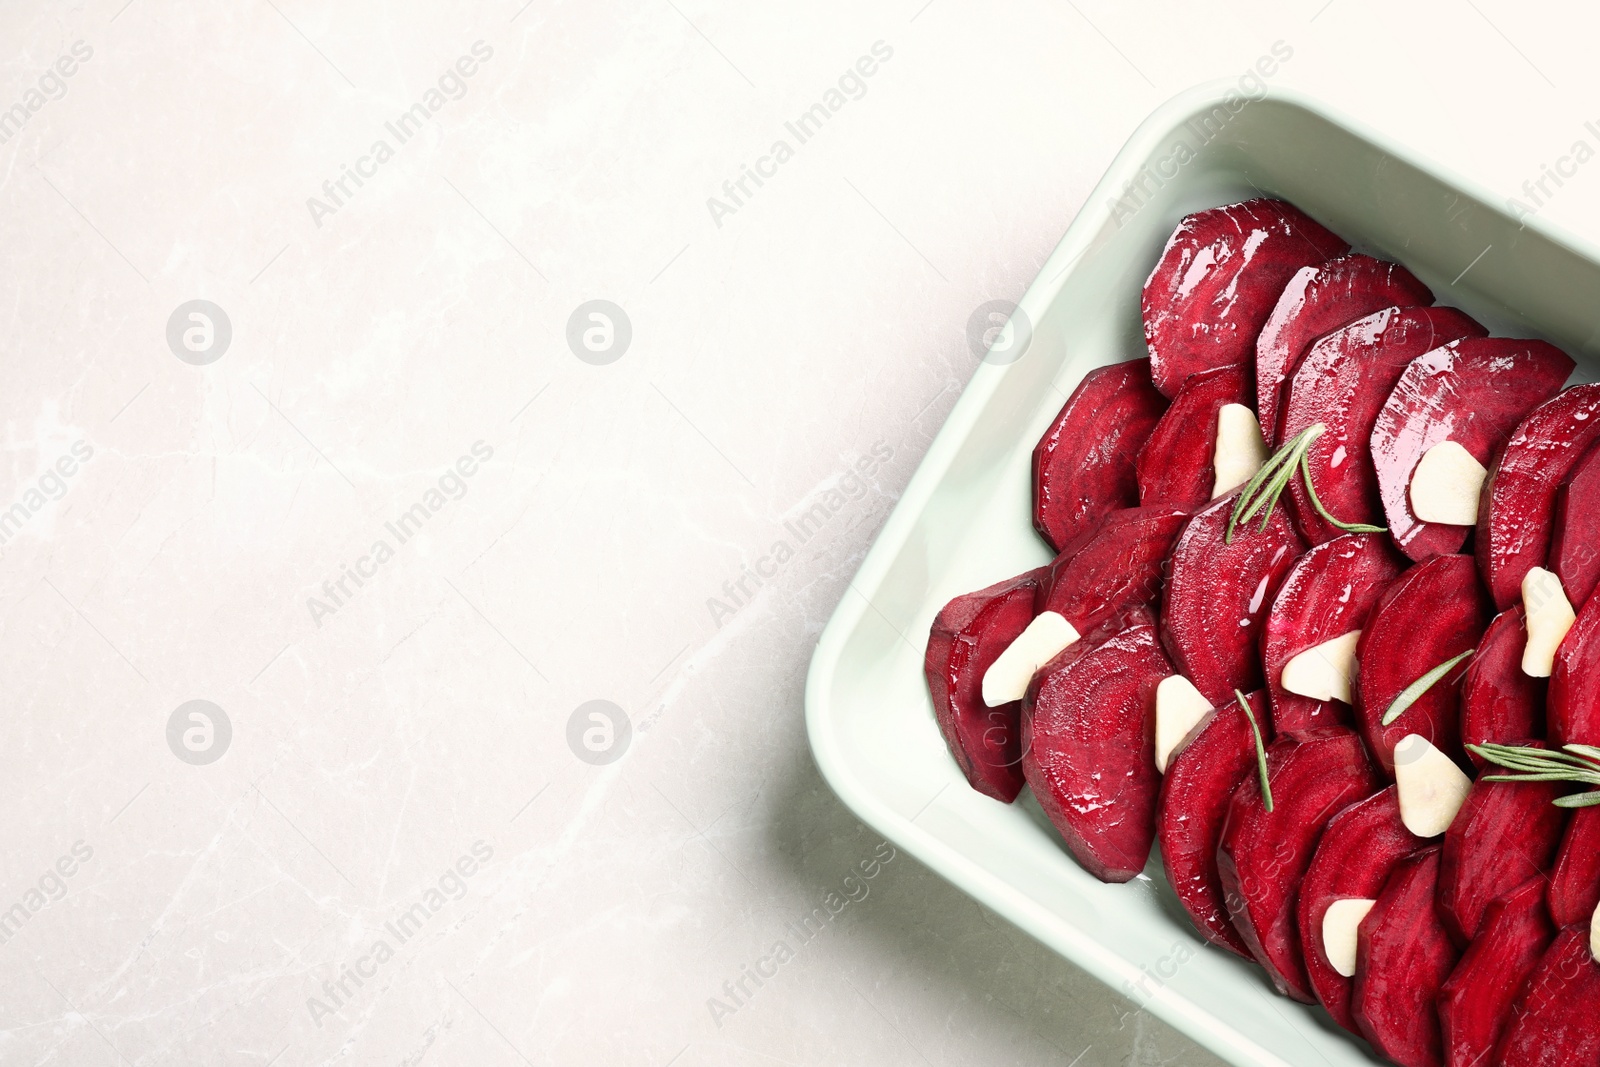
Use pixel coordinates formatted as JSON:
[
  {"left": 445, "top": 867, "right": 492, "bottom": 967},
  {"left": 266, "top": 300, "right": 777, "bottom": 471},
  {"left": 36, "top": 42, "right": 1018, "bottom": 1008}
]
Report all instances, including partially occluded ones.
[
  {"left": 1371, "top": 338, "right": 1573, "bottom": 563},
  {"left": 1439, "top": 765, "right": 1568, "bottom": 945},
  {"left": 1552, "top": 437, "right": 1600, "bottom": 610},
  {"left": 1492, "top": 927, "right": 1600, "bottom": 1066},
  {"left": 1032, "top": 358, "right": 1168, "bottom": 552},
  {"left": 1157, "top": 689, "right": 1274, "bottom": 959},
  {"left": 1548, "top": 804, "right": 1600, "bottom": 928},
  {"left": 1352, "top": 847, "right": 1460, "bottom": 1067},
  {"left": 1142, "top": 199, "right": 1348, "bottom": 398},
  {"left": 1135, "top": 362, "right": 1253, "bottom": 510},
  {"left": 1279, "top": 306, "right": 1486, "bottom": 545},
  {"left": 1550, "top": 590, "right": 1600, "bottom": 748},
  {"left": 924, "top": 568, "right": 1046, "bottom": 801},
  {"left": 1255, "top": 253, "right": 1433, "bottom": 446},
  {"left": 1439, "top": 875, "right": 1556, "bottom": 1067},
  {"left": 1162, "top": 493, "right": 1306, "bottom": 708},
  {"left": 1297, "top": 786, "right": 1426, "bottom": 1032},
  {"left": 1262, "top": 533, "right": 1406, "bottom": 734},
  {"left": 1355, "top": 554, "right": 1492, "bottom": 775},
  {"left": 1022, "top": 621, "right": 1172, "bottom": 882},
  {"left": 1217, "top": 728, "right": 1382, "bottom": 1002},
  {"left": 1478, "top": 383, "right": 1600, "bottom": 609},
  {"left": 1461, "top": 607, "right": 1547, "bottom": 768},
  {"left": 1037, "top": 506, "right": 1189, "bottom": 640}
]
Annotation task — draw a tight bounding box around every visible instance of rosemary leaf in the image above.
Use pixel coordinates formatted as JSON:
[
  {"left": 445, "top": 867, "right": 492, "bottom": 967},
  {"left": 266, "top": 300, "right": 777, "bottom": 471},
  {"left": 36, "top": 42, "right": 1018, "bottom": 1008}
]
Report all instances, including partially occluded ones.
[
  {"left": 1381, "top": 650, "right": 1475, "bottom": 726},
  {"left": 1296, "top": 449, "right": 1387, "bottom": 534},
  {"left": 1554, "top": 790, "right": 1600, "bottom": 808},
  {"left": 1468, "top": 743, "right": 1600, "bottom": 810},
  {"left": 1235, "top": 689, "right": 1273, "bottom": 814}
]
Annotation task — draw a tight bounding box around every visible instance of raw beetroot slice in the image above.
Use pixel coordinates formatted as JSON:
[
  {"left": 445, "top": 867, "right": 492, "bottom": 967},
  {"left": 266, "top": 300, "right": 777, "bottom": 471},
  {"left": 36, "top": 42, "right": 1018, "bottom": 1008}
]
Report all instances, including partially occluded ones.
[
  {"left": 1355, "top": 554, "right": 1492, "bottom": 775},
  {"left": 1255, "top": 253, "right": 1433, "bottom": 444},
  {"left": 1142, "top": 199, "right": 1348, "bottom": 398},
  {"left": 1135, "top": 362, "right": 1253, "bottom": 510},
  {"left": 1157, "top": 689, "right": 1273, "bottom": 958},
  {"left": 1262, "top": 533, "right": 1406, "bottom": 734},
  {"left": 1037, "top": 506, "right": 1189, "bottom": 637},
  {"left": 1492, "top": 927, "right": 1600, "bottom": 1066},
  {"left": 1372, "top": 338, "right": 1573, "bottom": 563},
  {"left": 1478, "top": 383, "right": 1600, "bottom": 609},
  {"left": 1548, "top": 805, "right": 1600, "bottom": 928},
  {"left": 1279, "top": 306, "right": 1486, "bottom": 545},
  {"left": 1032, "top": 358, "right": 1168, "bottom": 552},
  {"left": 1549, "top": 590, "right": 1600, "bottom": 748},
  {"left": 1438, "top": 875, "right": 1556, "bottom": 1067},
  {"left": 1551, "top": 436, "right": 1600, "bottom": 610},
  {"left": 1352, "top": 847, "right": 1460, "bottom": 1067},
  {"left": 1297, "top": 786, "right": 1426, "bottom": 1032},
  {"left": 1438, "top": 765, "right": 1568, "bottom": 945},
  {"left": 1022, "top": 620, "right": 1171, "bottom": 882},
  {"left": 1460, "top": 607, "right": 1547, "bottom": 767},
  {"left": 1162, "top": 493, "right": 1306, "bottom": 708},
  {"left": 1217, "top": 728, "right": 1382, "bottom": 1002},
  {"left": 924, "top": 568, "right": 1045, "bottom": 801}
]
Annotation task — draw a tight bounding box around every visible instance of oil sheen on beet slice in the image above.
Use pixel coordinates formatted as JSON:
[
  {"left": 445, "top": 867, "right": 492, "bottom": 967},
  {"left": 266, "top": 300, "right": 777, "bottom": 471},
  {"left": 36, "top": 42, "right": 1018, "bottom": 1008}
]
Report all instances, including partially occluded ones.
[
  {"left": 1355, "top": 554, "right": 1492, "bottom": 775},
  {"left": 1255, "top": 253, "right": 1433, "bottom": 444},
  {"left": 1371, "top": 337, "right": 1573, "bottom": 563},
  {"left": 1162, "top": 494, "right": 1306, "bottom": 708},
  {"left": 1278, "top": 306, "right": 1486, "bottom": 545},
  {"left": 1037, "top": 506, "right": 1189, "bottom": 639},
  {"left": 1478, "top": 383, "right": 1600, "bottom": 609},
  {"left": 1492, "top": 926, "right": 1600, "bottom": 1066},
  {"left": 1438, "top": 875, "right": 1556, "bottom": 1067},
  {"left": 924, "top": 568, "right": 1045, "bottom": 801},
  {"left": 1551, "top": 436, "right": 1600, "bottom": 610},
  {"left": 1032, "top": 358, "right": 1168, "bottom": 552},
  {"left": 1297, "top": 786, "right": 1426, "bottom": 1032},
  {"left": 1136, "top": 362, "right": 1253, "bottom": 510},
  {"left": 1438, "top": 764, "right": 1568, "bottom": 945},
  {"left": 1549, "top": 590, "right": 1600, "bottom": 748},
  {"left": 1022, "top": 620, "right": 1172, "bottom": 882},
  {"left": 1548, "top": 803, "right": 1600, "bottom": 928},
  {"left": 1352, "top": 847, "right": 1460, "bottom": 1067},
  {"left": 1263, "top": 533, "right": 1406, "bottom": 734},
  {"left": 1158, "top": 689, "right": 1274, "bottom": 958},
  {"left": 1142, "top": 199, "right": 1348, "bottom": 398},
  {"left": 1217, "top": 728, "right": 1382, "bottom": 1002},
  {"left": 1460, "top": 607, "right": 1547, "bottom": 767}
]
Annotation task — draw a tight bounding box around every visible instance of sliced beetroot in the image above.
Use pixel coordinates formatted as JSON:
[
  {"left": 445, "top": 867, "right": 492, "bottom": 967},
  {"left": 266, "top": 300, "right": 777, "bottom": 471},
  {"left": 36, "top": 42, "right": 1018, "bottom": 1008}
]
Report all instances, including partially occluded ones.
[
  {"left": 1255, "top": 253, "right": 1433, "bottom": 444},
  {"left": 1439, "top": 875, "right": 1556, "bottom": 1067},
  {"left": 924, "top": 568, "right": 1048, "bottom": 801},
  {"left": 1551, "top": 436, "right": 1600, "bottom": 610},
  {"left": 1262, "top": 533, "right": 1407, "bottom": 734},
  {"left": 1355, "top": 554, "right": 1493, "bottom": 775},
  {"left": 1296, "top": 786, "right": 1426, "bottom": 1032},
  {"left": 1549, "top": 590, "right": 1600, "bottom": 748},
  {"left": 1217, "top": 728, "right": 1382, "bottom": 1002},
  {"left": 1142, "top": 199, "right": 1348, "bottom": 398},
  {"left": 1162, "top": 493, "right": 1306, "bottom": 708},
  {"left": 1478, "top": 383, "right": 1600, "bottom": 609},
  {"left": 1371, "top": 338, "right": 1573, "bottom": 563},
  {"left": 1461, "top": 607, "right": 1547, "bottom": 767},
  {"left": 1157, "top": 689, "right": 1273, "bottom": 959},
  {"left": 1037, "top": 506, "right": 1189, "bottom": 638},
  {"left": 1438, "top": 765, "right": 1568, "bottom": 946},
  {"left": 1492, "top": 927, "right": 1600, "bottom": 1066},
  {"left": 1352, "top": 847, "right": 1460, "bottom": 1067},
  {"left": 1278, "top": 306, "right": 1486, "bottom": 545},
  {"left": 1022, "top": 620, "right": 1172, "bottom": 882},
  {"left": 1032, "top": 358, "right": 1168, "bottom": 552},
  {"left": 1135, "top": 362, "right": 1253, "bottom": 510},
  {"left": 1548, "top": 804, "right": 1600, "bottom": 928}
]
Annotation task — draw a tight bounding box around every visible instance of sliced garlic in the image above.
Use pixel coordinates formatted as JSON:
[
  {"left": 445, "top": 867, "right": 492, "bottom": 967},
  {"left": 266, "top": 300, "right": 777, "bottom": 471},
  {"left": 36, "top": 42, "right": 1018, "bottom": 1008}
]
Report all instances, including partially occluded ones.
[
  {"left": 982, "top": 611, "right": 1080, "bottom": 707},
  {"left": 1212, "top": 403, "right": 1270, "bottom": 500},
  {"left": 1522, "top": 567, "right": 1576, "bottom": 678},
  {"left": 1394, "top": 734, "right": 1473, "bottom": 837},
  {"left": 1281, "top": 630, "right": 1362, "bottom": 705},
  {"left": 1591, "top": 897, "right": 1599, "bottom": 964},
  {"left": 1154, "top": 675, "right": 1213, "bottom": 773},
  {"left": 1323, "top": 898, "right": 1377, "bottom": 978},
  {"left": 1409, "top": 441, "right": 1488, "bottom": 525}
]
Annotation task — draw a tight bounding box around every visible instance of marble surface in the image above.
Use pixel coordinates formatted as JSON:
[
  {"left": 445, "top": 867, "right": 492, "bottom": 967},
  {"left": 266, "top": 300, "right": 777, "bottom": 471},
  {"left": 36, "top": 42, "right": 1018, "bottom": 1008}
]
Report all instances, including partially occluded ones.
[{"left": 1, "top": 1, "right": 1598, "bottom": 1064}]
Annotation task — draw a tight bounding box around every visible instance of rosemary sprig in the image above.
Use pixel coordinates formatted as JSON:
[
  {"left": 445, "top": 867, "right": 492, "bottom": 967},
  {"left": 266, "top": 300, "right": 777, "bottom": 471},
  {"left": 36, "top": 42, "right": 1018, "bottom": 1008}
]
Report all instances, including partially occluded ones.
[
  {"left": 1381, "top": 650, "right": 1475, "bottom": 726},
  {"left": 1467, "top": 742, "right": 1600, "bottom": 808},
  {"left": 1235, "top": 689, "right": 1273, "bottom": 813},
  {"left": 1224, "top": 422, "right": 1386, "bottom": 543}
]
